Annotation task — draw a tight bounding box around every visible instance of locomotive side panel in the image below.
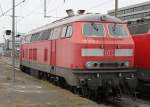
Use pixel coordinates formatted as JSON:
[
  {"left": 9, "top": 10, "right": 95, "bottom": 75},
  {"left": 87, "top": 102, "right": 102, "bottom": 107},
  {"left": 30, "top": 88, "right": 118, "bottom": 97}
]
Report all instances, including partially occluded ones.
[
  {"left": 128, "top": 19, "right": 150, "bottom": 83},
  {"left": 21, "top": 41, "right": 52, "bottom": 72},
  {"left": 133, "top": 34, "right": 150, "bottom": 81},
  {"left": 134, "top": 34, "right": 150, "bottom": 68}
]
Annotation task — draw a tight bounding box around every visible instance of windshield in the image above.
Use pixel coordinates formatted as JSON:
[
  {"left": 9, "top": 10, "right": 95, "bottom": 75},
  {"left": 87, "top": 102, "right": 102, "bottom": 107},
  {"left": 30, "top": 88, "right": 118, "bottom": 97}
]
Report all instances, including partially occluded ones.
[
  {"left": 83, "top": 23, "right": 104, "bottom": 37},
  {"left": 108, "top": 24, "right": 129, "bottom": 37}
]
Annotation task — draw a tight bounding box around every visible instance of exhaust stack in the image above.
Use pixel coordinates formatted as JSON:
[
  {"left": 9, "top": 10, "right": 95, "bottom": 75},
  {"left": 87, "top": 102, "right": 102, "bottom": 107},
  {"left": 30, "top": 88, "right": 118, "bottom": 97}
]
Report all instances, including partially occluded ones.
[
  {"left": 66, "top": 9, "right": 75, "bottom": 17},
  {"left": 77, "top": 10, "right": 85, "bottom": 15}
]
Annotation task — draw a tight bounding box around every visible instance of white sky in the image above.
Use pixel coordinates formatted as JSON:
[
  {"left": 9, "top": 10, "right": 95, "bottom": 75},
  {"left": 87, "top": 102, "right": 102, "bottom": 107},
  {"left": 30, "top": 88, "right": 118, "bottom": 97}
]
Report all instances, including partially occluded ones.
[{"left": 0, "top": 0, "right": 150, "bottom": 42}]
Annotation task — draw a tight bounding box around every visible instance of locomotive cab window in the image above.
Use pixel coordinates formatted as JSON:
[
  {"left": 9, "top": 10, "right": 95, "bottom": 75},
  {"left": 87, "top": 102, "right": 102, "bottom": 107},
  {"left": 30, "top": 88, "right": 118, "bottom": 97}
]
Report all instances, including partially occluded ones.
[
  {"left": 61, "top": 25, "right": 73, "bottom": 38},
  {"left": 83, "top": 23, "right": 104, "bottom": 37},
  {"left": 108, "top": 24, "right": 128, "bottom": 37}
]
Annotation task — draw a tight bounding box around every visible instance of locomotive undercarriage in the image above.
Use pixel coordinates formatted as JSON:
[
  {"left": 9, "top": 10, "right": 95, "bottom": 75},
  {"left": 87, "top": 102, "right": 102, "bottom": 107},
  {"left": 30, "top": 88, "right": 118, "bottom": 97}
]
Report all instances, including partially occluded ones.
[
  {"left": 136, "top": 69, "right": 150, "bottom": 96},
  {"left": 73, "top": 70, "right": 138, "bottom": 103},
  {"left": 137, "top": 69, "right": 150, "bottom": 82},
  {"left": 20, "top": 63, "right": 138, "bottom": 104}
]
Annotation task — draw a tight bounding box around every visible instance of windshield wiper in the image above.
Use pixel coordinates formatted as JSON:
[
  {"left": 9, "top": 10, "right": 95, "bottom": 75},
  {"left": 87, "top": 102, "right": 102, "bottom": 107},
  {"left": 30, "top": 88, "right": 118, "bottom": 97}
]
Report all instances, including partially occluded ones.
[
  {"left": 112, "top": 23, "right": 117, "bottom": 31},
  {"left": 91, "top": 23, "right": 99, "bottom": 31}
]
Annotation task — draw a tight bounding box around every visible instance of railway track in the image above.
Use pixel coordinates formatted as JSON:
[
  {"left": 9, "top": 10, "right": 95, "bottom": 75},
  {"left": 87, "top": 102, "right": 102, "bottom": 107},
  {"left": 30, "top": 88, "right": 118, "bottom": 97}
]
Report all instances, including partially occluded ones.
[{"left": 2, "top": 57, "right": 148, "bottom": 107}]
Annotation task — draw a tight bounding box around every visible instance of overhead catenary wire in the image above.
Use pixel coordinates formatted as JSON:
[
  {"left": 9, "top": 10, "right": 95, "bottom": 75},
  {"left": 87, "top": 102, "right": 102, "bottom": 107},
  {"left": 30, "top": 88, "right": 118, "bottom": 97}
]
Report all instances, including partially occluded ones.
[
  {"left": 18, "top": 0, "right": 63, "bottom": 23},
  {"left": 2, "top": 0, "right": 121, "bottom": 31},
  {"left": 88, "top": 0, "right": 127, "bottom": 12},
  {"left": 86, "top": 0, "right": 111, "bottom": 11},
  {"left": 0, "top": 0, "right": 25, "bottom": 18},
  {"left": 44, "top": 0, "right": 65, "bottom": 18},
  {"left": 0, "top": 3, "right": 4, "bottom": 15},
  {"left": 18, "top": 0, "right": 115, "bottom": 23},
  {"left": 47, "top": 0, "right": 53, "bottom": 9}
]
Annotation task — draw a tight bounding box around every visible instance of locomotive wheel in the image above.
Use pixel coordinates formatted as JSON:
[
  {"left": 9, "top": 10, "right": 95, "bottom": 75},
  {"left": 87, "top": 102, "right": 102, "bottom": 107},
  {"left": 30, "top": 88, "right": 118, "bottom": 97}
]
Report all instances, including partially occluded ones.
[
  {"left": 30, "top": 69, "right": 41, "bottom": 78},
  {"left": 58, "top": 77, "right": 65, "bottom": 87},
  {"left": 70, "top": 86, "right": 78, "bottom": 94},
  {"left": 49, "top": 76, "right": 54, "bottom": 83},
  {"left": 87, "top": 88, "right": 104, "bottom": 103},
  {"left": 70, "top": 86, "right": 81, "bottom": 95},
  {"left": 24, "top": 67, "right": 30, "bottom": 74},
  {"left": 54, "top": 76, "right": 60, "bottom": 86},
  {"left": 38, "top": 71, "right": 43, "bottom": 79},
  {"left": 20, "top": 65, "right": 25, "bottom": 72},
  {"left": 88, "top": 90, "right": 97, "bottom": 101},
  {"left": 80, "top": 87, "right": 89, "bottom": 97}
]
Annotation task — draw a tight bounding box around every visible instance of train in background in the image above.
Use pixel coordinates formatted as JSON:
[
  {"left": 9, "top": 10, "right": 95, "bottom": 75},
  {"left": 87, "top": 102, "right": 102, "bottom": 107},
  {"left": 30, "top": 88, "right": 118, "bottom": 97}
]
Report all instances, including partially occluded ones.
[
  {"left": 20, "top": 10, "right": 137, "bottom": 101},
  {"left": 128, "top": 18, "right": 150, "bottom": 90}
]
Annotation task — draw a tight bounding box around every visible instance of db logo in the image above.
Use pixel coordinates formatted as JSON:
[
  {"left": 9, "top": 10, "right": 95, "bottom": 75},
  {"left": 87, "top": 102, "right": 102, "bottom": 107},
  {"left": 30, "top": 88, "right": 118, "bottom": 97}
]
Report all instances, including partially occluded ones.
[{"left": 104, "top": 49, "right": 114, "bottom": 56}]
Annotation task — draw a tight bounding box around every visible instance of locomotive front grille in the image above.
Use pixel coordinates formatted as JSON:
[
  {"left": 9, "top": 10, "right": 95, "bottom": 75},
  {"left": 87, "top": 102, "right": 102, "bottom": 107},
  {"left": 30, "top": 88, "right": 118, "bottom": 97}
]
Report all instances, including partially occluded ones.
[
  {"left": 100, "top": 62, "right": 119, "bottom": 68},
  {"left": 86, "top": 61, "right": 129, "bottom": 69}
]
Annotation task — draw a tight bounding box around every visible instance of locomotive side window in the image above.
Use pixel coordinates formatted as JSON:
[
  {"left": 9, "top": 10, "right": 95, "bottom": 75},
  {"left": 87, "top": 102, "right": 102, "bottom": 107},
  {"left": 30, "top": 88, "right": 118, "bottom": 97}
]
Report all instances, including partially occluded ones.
[
  {"left": 26, "top": 35, "right": 31, "bottom": 43},
  {"left": 40, "top": 30, "right": 51, "bottom": 40},
  {"left": 61, "top": 25, "right": 73, "bottom": 38},
  {"left": 108, "top": 24, "right": 128, "bottom": 37},
  {"left": 30, "top": 33, "right": 41, "bottom": 42},
  {"left": 30, "top": 34, "right": 35, "bottom": 42},
  {"left": 50, "top": 27, "right": 61, "bottom": 40},
  {"left": 83, "top": 23, "right": 104, "bottom": 37}
]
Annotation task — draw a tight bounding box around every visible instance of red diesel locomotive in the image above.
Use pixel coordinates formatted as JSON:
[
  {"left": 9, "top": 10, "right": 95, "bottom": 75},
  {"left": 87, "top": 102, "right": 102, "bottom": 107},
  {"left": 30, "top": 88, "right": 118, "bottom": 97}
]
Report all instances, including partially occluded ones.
[
  {"left": 128, "top": 19, "right": 150, "bottom": 88},
  {"left": 20, "top": 10, "right": 137, "bottom": 99}
]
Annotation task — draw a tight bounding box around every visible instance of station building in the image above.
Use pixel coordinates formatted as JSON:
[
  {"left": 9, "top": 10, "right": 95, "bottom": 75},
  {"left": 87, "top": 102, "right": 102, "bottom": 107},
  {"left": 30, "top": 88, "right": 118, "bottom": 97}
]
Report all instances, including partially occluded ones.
[
  {"left": 108, "top": 1, "right": 150, "bottom": 21},
  {"left": 108, "top": 1, "right": 150, "bottom": 34}
]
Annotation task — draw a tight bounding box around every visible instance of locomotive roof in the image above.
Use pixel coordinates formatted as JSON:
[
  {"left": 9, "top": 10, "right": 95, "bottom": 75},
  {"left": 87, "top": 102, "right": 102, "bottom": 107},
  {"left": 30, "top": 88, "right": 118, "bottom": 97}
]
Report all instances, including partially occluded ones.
[{"left": 29, "top": 14, "right": 123, "bottom": 34}]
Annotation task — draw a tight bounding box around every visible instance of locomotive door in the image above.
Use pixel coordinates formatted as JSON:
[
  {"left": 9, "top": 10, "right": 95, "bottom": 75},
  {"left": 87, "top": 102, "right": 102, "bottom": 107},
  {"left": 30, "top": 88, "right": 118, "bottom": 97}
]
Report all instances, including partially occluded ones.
[{"left": 51, "top": 40, "right": 56, "bottom": 72}]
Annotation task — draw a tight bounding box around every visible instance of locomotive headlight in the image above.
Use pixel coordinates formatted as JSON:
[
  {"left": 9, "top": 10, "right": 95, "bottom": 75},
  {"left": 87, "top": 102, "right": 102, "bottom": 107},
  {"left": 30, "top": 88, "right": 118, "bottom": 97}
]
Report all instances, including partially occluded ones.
[
  {"left": 124, "top": 61, "right": 129, "bottom": 67},
  {"left": 86, "top": 61, "right": 99, "bottom": 69},
  {"left": 86, "top": 62, "right": 93, "bottom": 68}
]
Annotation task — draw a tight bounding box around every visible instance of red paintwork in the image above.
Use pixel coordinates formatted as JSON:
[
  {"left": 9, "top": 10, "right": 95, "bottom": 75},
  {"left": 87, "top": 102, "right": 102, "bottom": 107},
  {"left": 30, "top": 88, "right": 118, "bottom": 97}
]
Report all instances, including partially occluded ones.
[
  {"left": 20, "top": 22, "right": 134, "bottom": 70},
  {"left": 133, "top": 33, "right": 150, "bottom": 69}
]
